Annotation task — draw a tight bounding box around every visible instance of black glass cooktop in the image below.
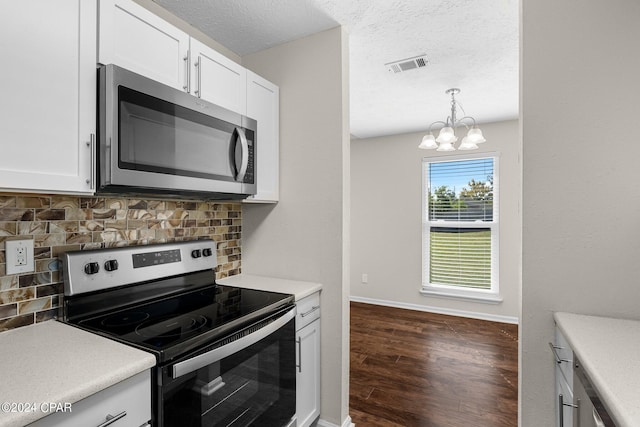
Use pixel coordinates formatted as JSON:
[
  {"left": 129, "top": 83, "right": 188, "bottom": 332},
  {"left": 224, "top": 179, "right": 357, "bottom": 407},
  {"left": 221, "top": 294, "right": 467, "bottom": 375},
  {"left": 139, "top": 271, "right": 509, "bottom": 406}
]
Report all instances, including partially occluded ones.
[{"left": 73, "top": 276, "right": 293, "bottom": 362}]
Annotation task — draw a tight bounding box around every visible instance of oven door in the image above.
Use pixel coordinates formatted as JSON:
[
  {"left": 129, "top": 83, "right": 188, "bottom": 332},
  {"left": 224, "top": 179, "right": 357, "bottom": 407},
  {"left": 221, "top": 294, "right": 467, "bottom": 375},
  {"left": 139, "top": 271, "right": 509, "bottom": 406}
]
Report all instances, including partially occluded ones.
[{"left": 156, "top": 306, "right": 296, "bottom": 427}]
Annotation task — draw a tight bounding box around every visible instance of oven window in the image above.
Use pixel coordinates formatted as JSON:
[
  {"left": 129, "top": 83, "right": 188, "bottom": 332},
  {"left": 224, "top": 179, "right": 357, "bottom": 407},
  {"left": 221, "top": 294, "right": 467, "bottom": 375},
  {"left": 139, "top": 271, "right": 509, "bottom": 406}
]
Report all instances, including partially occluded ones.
[
  {"left": 118, "top": 86, "right": 240, "bottom": 182},
  {"left": 161, "top": 317, "right": 296, "bottom": 427}
]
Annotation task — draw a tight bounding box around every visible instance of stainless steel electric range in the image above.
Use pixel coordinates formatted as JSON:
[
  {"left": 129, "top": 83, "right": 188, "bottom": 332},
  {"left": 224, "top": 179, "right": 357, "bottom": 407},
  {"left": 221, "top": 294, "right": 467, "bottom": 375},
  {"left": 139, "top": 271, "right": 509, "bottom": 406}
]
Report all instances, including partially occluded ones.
[{"left": 61, "top": 240, "right": 297, "bottom": 427}]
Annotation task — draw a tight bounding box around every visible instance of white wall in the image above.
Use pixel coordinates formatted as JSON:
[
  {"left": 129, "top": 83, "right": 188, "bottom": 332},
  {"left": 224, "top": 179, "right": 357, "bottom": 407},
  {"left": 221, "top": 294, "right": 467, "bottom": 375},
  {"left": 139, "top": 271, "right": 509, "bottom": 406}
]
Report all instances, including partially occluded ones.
[
  {"left": 241, "top": 27, "right": 351, "bottom": 426},
  {"left": 521, "top": 0, "right": 640, "bottom": 425},
  {"left": 351, "top": 120, "right": 520, "bottom": 323}
]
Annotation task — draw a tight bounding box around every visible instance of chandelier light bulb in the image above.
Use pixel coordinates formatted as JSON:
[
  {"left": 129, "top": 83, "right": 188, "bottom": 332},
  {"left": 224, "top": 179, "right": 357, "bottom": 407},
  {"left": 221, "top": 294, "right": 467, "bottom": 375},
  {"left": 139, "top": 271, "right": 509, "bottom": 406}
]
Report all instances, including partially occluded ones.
[
  {"left": 458, "top": 136, "right": 479, "bottom": 151},
  {"left": 466, "top": 127, "right": 486, "bottom": 143},
  {"left": 436, "top": 142, "right": 456, "bottom": 152},
  {"left": 419, "top": 133, "right": 438, "bottom": 149},
  {"left": 436, "top": 127, "right": 456, "bottom": 144}
]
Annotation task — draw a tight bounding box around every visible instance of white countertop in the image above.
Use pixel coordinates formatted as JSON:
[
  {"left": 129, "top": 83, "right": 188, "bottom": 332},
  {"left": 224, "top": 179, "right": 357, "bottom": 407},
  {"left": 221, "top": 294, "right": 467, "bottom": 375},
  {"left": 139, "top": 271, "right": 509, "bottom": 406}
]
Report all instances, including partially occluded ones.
[
  {"left": 554, "top": 312, "right": 640, "bottom": 427},
  {"left": 218, "top": 274, "right": 322, "bottom": 301},
  {"left": 0, "top": 321, "right": 156, "bottom": 427}
]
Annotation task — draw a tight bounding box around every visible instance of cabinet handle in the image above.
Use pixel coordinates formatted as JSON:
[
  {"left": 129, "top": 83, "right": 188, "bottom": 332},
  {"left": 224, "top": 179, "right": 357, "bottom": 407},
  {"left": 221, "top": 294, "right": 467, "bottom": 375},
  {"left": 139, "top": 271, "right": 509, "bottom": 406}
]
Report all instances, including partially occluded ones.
[
  {"left": 86, "top": 134, "right": 95, "bottom": 189},
  {"left": 548, "top": 342, "right": 571, "bottom": 364},
  {"left": 559, "top": 394, "right": 579, "bottom": 427},
  {"left": 559, "top": 394, "right": 563, "bottom": 427},
  {"left": 183, "top": 50, "right": 191, "bottom": 92},
  {"left": 297, "top": 337, "right": 302, "bottom": 373},
  {"left": 96, "top": 411, "right": 127, "bottom": 427},
  {"left": 301, "top": 305, "right": 320, "bottom": 318},
  {"left": 233, "top": 127, "right": 249, "bottom": 182},
  {"left": 559, "top": 394, "right": 564, "bottom": 427},
  {"left": 195, "top": 56, "right": 202, "bottom": 98}
]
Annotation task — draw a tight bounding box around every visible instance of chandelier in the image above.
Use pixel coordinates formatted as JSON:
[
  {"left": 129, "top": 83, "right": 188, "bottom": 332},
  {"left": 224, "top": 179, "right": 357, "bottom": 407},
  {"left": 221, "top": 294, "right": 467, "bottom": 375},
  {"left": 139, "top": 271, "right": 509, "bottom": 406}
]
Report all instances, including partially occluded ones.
[{"left": 418, "top": 88, "right": 486, "bottom": 151}]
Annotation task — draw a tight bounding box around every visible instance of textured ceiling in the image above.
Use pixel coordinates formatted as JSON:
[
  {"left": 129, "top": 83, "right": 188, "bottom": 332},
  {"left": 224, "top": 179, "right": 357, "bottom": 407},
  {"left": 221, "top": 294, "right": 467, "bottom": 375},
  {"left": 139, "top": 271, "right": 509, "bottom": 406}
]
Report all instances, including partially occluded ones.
[{"left": 154, "top": 0, "right": 519, "bottom": 139}]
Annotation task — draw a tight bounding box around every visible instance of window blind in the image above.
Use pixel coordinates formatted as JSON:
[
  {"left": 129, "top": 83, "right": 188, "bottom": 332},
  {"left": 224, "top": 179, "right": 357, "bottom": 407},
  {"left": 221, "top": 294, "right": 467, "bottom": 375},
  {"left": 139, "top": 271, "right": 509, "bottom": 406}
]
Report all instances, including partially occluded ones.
[
  {"left": 428, "top": 158, "right": 494, "bottom": 222},
  {"left": 424, "top": 157, "right": 496, "bottom": 291},
  {"left": 429, "top": 227, "right": 492, "bottom": 288}
]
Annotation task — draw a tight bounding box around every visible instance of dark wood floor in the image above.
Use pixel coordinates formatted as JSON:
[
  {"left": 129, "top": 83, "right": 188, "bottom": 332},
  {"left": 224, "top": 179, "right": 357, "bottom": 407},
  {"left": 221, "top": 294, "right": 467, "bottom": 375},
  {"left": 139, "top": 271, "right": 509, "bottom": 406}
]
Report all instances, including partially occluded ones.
[{"left": 349, "top": 302, "right": 518, "bottom": 427}]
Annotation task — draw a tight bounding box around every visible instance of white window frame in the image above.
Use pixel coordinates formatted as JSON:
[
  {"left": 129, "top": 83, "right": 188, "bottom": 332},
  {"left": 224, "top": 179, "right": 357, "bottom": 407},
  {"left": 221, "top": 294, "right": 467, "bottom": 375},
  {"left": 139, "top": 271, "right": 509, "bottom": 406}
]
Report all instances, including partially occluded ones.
[{"left": 421, "top": 152, "right": 501, "bottom": 304}]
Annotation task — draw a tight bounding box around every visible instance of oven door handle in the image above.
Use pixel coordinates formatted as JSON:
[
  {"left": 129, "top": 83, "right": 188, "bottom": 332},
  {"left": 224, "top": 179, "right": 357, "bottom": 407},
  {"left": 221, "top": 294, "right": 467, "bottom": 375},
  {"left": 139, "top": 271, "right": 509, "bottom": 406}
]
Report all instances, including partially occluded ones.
[{"left": 171, "top": 307, "right": 296, "bottom": 379}]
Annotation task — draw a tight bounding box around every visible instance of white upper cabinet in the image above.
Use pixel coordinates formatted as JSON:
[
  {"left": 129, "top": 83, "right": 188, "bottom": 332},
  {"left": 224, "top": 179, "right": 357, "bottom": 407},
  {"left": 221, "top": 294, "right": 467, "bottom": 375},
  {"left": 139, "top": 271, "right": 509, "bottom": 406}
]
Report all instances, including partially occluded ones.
[
  {"left": 245, "top": 71, "right": 280, "bottom": 203},
  {"left": 98, "top": 0, "right": 246, "bottom": 114},
  {"left": 190, "top": 38, "right": 247, "bottom": 114},
  {"left": 0, "top": 0, "right": 96, "bottom": 195},
  {"left": 98, "top": 0, "right": 190, "bottom": 91},
  {"left": 97, "top": 0, "right": 279, "bottom": 202}
]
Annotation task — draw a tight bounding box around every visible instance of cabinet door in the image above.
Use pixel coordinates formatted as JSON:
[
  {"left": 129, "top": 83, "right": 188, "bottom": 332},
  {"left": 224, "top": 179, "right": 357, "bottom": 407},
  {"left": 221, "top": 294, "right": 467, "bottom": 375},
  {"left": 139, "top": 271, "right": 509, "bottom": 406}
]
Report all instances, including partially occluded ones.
[
  {"left": 245, "top": 71, "right": 280, "bottom": 203},
  {"left": 0, "top": 0, "right": 96, "bottom": 195},
  {"left": 98, "top": 0, "right": 189, "bottom": 91},
  {"left": 296, "top": 319, "right": 321, "bottom": 427},
  {"left": 190, "top": 38, "right": 247, "bottom": 114}
]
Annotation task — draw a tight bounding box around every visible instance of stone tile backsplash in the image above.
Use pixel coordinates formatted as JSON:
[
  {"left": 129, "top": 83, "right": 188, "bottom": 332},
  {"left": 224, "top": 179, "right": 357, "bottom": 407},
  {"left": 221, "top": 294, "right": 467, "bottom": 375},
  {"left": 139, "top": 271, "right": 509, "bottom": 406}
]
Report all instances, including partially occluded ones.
[{"left": 0, "top": 193, "right": 242, "bottom": 332}]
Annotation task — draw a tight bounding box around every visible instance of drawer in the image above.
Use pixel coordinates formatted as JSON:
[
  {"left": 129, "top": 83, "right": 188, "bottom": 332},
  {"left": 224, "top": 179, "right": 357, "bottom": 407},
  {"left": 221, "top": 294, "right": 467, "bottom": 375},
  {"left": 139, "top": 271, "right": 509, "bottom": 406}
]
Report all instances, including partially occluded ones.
[
  {"left": 296, "top": 292, "right": 320, "bottom": 330},
  {"left": 552, "top": 326, "right": 574, "bottom": 385},
  {"left": 29, "top": 370, "right": 151, "bottom": 427}
]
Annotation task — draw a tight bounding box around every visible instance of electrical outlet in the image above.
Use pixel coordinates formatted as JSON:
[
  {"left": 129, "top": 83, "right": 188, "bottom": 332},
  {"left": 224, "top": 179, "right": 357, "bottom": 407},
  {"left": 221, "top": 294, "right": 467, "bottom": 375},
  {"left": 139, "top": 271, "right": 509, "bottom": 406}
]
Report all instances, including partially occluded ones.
[
  {"left": 16, "top": 246, "right": 27, "bottom": 265},
  {"left": 5, "top": 239, "right": 34, "bottom": 274}
]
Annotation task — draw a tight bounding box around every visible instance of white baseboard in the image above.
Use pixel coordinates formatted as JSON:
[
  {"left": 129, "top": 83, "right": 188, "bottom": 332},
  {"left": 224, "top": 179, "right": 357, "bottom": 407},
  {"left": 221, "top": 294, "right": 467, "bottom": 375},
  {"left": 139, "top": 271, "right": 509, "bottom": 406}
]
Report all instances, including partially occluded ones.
[
  {"left": 317, "top": 415, "right": 354, "bottom": 427},
  {"left": 350, "top": 296, "right": 519, "bottom": 325}
]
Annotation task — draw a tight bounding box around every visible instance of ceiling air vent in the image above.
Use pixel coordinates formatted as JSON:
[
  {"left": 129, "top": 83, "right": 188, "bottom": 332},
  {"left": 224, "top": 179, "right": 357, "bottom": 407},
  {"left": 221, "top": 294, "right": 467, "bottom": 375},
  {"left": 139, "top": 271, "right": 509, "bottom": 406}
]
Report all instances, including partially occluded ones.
[{"left": 385, "top": 54, "right": 429, "bottom": 73}]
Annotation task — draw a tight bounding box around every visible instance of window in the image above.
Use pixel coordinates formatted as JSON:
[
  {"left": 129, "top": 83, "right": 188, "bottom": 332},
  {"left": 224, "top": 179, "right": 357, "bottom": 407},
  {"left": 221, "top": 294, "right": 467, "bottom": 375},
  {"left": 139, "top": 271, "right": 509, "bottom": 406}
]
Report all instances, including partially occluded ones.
[{"left": 422, "top": 154, "right": 500, "bottom": 302}]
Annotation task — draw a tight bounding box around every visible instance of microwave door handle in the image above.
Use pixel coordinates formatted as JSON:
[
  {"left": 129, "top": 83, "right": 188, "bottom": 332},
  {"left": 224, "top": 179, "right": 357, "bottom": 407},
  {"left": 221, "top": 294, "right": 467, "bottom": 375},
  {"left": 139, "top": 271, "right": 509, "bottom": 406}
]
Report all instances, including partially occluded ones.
[{"left": 234, "top": 127, "right": 249, "bottom": 182}]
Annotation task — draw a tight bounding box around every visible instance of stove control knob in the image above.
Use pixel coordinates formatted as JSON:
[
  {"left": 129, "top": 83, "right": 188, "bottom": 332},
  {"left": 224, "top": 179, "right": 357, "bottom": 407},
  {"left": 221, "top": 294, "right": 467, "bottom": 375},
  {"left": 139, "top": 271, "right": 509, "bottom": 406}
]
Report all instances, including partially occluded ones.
[
  {"left": 84, "top": 262, "right": 100, "bottom": 275},
  {"left": 202, "top": 248, "right": 213, "bottom": 257},
  {"left": 104, "top": 259, "right": 119, "bottom": 272},
  {"left": 191, "top": 249, "right": 202, "bottom": 258}
]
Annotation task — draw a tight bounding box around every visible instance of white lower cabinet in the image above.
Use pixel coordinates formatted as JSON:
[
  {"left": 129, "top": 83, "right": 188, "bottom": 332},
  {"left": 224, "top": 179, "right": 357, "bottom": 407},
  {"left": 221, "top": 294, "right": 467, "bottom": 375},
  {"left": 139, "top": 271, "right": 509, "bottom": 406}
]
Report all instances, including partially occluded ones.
[
  {"left": 555, "top": 366, "right": 575, "bottom": 427},
  {"left": 296, "top": 293, "right": 321, "bottom": 427},
  {"left": 553, "top": 326, "right": 587, "bottom": 427},
  {"left": 552, "top": 325, "right": 609, "bottom": 427},
  {"left": 552, "top": 326, "right": 577, "bottom": 427},
  {"left": 29, "top": 371, "right": 151, "bottom": 427}
]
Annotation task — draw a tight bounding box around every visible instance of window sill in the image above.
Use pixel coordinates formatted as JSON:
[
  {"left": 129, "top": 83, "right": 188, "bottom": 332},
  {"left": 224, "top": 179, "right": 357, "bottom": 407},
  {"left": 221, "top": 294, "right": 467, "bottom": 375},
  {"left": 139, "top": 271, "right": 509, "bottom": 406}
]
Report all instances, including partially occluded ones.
[{"left": 419, "top": 288, "right": 503, "bottom": 304}]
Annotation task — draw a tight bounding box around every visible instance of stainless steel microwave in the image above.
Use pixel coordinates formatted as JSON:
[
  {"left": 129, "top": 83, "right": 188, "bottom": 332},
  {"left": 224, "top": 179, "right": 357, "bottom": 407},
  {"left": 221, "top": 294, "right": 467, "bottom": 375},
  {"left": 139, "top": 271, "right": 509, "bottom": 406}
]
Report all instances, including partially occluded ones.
[{"left": 98, "top": 64, "right": 256, "bottom": 200}]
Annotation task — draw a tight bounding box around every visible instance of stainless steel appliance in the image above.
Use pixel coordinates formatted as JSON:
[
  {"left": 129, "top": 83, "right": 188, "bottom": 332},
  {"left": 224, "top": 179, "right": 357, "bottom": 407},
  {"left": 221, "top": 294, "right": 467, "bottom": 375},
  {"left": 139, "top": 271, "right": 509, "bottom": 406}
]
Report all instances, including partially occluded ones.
[
  {"left": 98, "top": 64, "right": 257, "bottom": 200},
  {"left": 62, "top": 240, "right": 296, "bottom": 427},
  {"left": 574, "top": 357, "right": 617, "bottom": 427}
]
